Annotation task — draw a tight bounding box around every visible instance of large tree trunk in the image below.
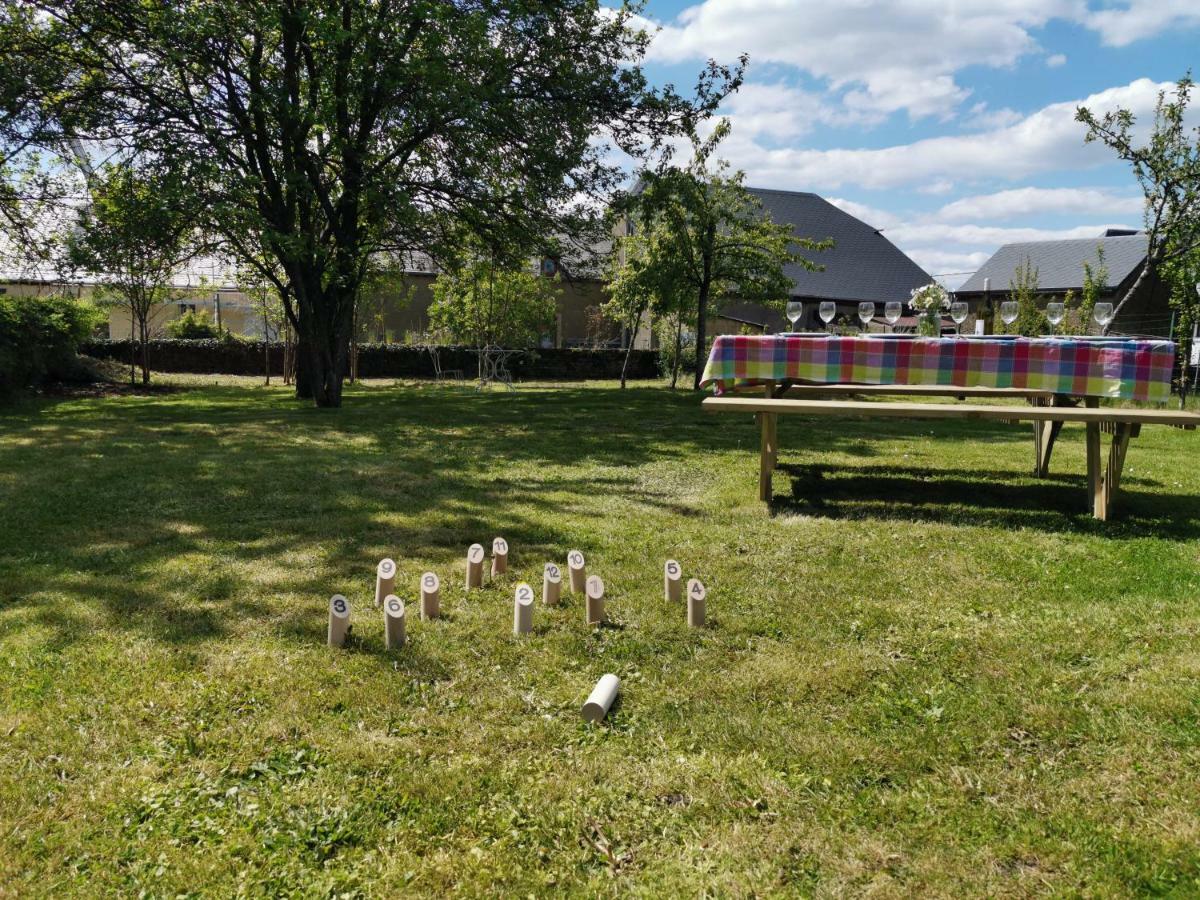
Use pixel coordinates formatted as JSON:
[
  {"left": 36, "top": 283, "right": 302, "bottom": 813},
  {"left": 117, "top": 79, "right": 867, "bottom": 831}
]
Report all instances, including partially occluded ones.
[
  {"left": 294, "top": 333, "right": 315, "bottom": 400},
  {"left": 670, "top": 315, "right": 683, "bottom": 389},
  {"left": 692, "top": 278, "right": 711, "bottom": 391},
  {"left": 294, "top": 282, "right": 354, "bottom": 408},
  {"left": 138, "top": 316, "right": 150, "bottom": 385}
]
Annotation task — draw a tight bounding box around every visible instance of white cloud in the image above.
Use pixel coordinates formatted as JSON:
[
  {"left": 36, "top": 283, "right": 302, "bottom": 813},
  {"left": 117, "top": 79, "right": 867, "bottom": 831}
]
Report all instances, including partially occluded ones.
[
  {"left": 710, "top": 78, "right": 1172, "bottom": 191},
  {"left": 1084, "top": 1, "right": 1200, "bottom": 46},
  {"left": 646, "top": 0, "right": 1083, "bottom": 119},
  {"left": 935, "top": 187, "right": 1145, "bottom": 221},
  {"left": 1046, "top": 53, "right": 1068, "bottom": 67},
  {"left": 888, "top": 221, "right": 1136, "bottom": 247},
  {"left": 720, "top": 82, "right": 871, "bottom": 140},
  {"left": 826, "top": 197, "right": 903, "bottom": 230}
]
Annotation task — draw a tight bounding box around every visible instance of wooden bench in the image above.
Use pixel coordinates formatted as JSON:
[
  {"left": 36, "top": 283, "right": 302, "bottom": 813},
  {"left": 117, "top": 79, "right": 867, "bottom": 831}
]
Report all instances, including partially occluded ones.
[{"left": 703, "top": 394, "right": 1200, "bottom": 520}]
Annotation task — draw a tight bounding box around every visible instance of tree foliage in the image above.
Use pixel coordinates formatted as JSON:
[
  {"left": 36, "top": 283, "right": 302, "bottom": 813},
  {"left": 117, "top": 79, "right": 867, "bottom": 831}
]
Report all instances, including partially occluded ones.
[
  {"left": 427, "top": 251, "right": 559, "bottom": 349},
  {"left": 617, "top": 123, "right": 826, "bottom": 389},
  {"left": 1076, "top": 75, "right": 1200, "bottom": 334},
  {"left": 28, "top": 0, "right": 740, "bottom": 406},
  {"left": 67, "top": 162, "right": 198, "bottom": 383}
]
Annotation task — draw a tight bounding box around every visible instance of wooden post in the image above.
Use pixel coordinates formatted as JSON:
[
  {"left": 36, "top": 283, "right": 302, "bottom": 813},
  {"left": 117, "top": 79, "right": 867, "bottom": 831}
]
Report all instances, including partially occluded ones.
[
  {"left": 543, "top": 562, "right": 562, "bottom": 606},
  {"left": 567, "top": 550, "right": 586, "bottom": 594},
  {"left": 582, "top": 673, "right": 619, "bottom": 723},
  {"left": 383, "top": 594, "right": 406, "bottom": 649},
  {"left": 758, "top": 412, "right": 776, "bottom": 501},
  {"left": 1086, "top": 420, "right": 1103, "bottom": 519},
  {"left": 687, "top": 579, "right": 706, "bottom": 628},
  {"left": 374, "top": 558, "right": 396, "bottom": 608},
  {"left": 328, "top": 594, "right": 350, "bottom": 648},
  {"left": 466, "top": 543, "right": 484, "bottom": 589},
  {"left": 420, "top": 571, "right": 440, "bottom": 620},
  {"left": 491, "top": 537, "right": 509, "bottom": 577},
  {"left": 664, "top": 559, "right": 682, "bottom": 602},
  {"left": 513, "top": 583, "right": 534, "bottom": 635},
  {"left": 585, "top": 574, "right": 605, "bottom": 625}
]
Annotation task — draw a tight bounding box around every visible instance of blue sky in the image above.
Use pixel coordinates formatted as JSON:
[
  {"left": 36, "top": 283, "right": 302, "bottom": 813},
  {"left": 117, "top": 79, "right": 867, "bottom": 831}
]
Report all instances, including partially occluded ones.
[{"left": 628, "top": 0, "right": 1199, "bottom": 287}]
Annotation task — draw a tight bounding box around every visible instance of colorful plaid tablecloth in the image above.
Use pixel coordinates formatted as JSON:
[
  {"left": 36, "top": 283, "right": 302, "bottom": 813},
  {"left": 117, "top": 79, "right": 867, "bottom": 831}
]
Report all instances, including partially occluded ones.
[{"left": 700, "top": 335, "right": 1176, "bottom": 403}]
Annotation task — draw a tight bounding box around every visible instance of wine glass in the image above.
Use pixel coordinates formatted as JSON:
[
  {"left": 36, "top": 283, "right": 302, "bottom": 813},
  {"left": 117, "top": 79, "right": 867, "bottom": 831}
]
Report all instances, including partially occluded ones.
[
  {"left": 884, "top": 301, "right": 902, "bottom": 327},
  {"left": 818, "top": 301, "right": 837, "bottom": 332},
  {"left": 1046, "top": 301, "right": 1065, "bottom": 335},
  {"left": 1093, "top": 302, "right": 1114, "bottom": 331},
  {"left": 1000, "top": 301, "right": 1018, "bottom": 332},
  {"left": 785, "top": 299, "right": 803, "bottom": 332},
  {"left": 950, "top": 301, "right": 968, "bottom": 336},
  {"left": 857, "top": 301, "right": 875, "bottom": 333}
]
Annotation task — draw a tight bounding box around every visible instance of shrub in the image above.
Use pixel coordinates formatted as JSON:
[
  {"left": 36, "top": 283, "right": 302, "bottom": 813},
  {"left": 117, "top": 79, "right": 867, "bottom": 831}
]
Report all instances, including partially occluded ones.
[
  {"left": 166, "top": 309, "right": 220, "bottom": 339},
  {"left": 0, "top": 294, "right": 105, "bottom": 394}
]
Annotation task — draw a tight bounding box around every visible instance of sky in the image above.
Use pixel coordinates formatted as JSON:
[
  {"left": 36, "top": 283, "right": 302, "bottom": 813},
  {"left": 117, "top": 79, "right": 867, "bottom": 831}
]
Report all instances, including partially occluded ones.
[{"left": 628, "top": 0, "right": 1199, "bottom": 288}]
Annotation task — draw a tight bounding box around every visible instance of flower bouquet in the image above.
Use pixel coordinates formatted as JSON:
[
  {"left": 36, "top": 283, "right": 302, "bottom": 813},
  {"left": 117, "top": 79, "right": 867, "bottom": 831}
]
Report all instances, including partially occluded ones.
[{"left": 909, "top": 282, "right": 949, "bottom": 336}]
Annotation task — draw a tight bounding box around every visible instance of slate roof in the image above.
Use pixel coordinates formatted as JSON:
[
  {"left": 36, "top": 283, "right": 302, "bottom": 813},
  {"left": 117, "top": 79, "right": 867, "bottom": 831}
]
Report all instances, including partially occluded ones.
[
  {"left": 746, "top": 187, "right": 933, "bottom": 303},
  {"left": 957, "top": 233, "right": 1148, "bottom": 294}
]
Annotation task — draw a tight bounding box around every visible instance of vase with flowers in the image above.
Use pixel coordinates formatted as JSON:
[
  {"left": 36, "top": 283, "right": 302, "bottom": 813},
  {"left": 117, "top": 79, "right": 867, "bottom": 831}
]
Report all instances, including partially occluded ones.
[{"left": 909, "top": 282, "right": 950, "bottom": 337}]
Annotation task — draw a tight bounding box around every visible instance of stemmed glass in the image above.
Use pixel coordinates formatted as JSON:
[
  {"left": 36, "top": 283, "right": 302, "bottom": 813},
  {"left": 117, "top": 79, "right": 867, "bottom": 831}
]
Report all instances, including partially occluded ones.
[
  {"left": 818, "top": 301, "right": 837, "bottom": 333},
  {"left": 884, "top": 301, "right": 902, "bottom": 327},
  {"left": 1000, "top": 301, "right": 1018, "bottom": 333},
  {"left": 950, "top": 301, "right": 968, "bottom": 336},
  {"left": 1093, "top": 302, "right": 1114, "bottom": 332},
  {"left": 785, "top": 299, "right": 803, "bottom": 333},
  {"left": 1046, "top": 301, "right": 1065, "bottom": 335},
  {"left": 857, "top": 301, "right": 875, "bottom": 333}
]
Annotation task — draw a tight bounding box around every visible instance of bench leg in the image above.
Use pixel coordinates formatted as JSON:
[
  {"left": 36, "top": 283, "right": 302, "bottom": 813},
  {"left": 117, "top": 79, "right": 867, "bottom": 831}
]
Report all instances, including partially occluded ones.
[
  {"left": 1033, "top": 419, "right": 1064, "bottom": 477},
  {"left": 1087, "top": 421, "right": 1134, "bottom": 520},
  {"left": 757, "top": 411, "right": 777, "bottom": 501}
]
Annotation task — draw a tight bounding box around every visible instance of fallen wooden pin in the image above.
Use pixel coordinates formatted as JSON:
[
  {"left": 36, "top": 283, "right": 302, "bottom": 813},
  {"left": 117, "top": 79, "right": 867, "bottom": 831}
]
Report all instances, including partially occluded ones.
[
  {"left": 567, "top": 550, "right": 586, "bottom": 594},
  {"left": 664, "top": 559, "right": 682, "bottom": 602},
  {"left": 491, "top": 537, "right": 509, "bottom": 577},
  {"left": 582, "top": 673, "right": 619, "bottom": 723},
  {"left": 513, "top": 583, "right": 534, "bottom": 635},
  {"left": 465, "top": 543, "right": 485, "bottom": 589},
  {"left": 687, "top": 578, "right": 706, "bottom": 628},
  {"left": 383, "top": 594, "right": 406, "bottom": 649},
  {"left": 374, "top": 558, "right": 396, "bottom": 608},
  {"left": 328, "top": 594, "right": 350, "bottom": 648},
  {"left": 420, "top": 571, "right": 440, "bottom": 620},
  {"left": 543, "top": 562, "right": 562, "bottom": 606},
  {"left": 585, "top": 574, "right": 606, "bottom": 625}
]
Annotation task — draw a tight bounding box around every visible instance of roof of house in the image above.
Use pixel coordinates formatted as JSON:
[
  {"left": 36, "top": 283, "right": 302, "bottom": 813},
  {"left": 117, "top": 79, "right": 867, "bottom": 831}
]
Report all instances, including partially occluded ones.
[
  {"left": 746, "top": 187, "right": 932, "bottom": 303},
  {"left": 957, "top": 233, "right": 1148, "bottom": 295}
]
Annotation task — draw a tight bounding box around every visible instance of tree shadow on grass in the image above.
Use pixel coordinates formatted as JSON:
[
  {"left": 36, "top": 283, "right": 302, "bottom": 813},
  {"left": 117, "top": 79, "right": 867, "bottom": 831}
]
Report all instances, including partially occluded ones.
[{"left": 772, "top": 462, "right": 1200, "bottom": 539}]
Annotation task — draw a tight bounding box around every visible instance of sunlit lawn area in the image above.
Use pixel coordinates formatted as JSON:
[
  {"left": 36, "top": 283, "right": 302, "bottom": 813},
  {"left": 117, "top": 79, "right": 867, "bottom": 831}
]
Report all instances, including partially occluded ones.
[{"left": 1, "top": 377, "right": 1199, "bottom": 896}]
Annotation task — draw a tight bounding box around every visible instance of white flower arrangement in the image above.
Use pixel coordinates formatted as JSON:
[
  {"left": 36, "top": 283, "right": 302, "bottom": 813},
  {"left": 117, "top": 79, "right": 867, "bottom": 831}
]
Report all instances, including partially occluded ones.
[{"left": 909, "top": 282, "right": 950, "bottom": 312}]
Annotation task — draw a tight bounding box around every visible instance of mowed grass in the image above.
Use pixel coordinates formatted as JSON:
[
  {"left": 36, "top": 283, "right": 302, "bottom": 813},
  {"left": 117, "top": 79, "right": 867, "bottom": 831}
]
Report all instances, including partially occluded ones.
[{"left": 2, "top": 376, "right": 1199, "bottom": 897}]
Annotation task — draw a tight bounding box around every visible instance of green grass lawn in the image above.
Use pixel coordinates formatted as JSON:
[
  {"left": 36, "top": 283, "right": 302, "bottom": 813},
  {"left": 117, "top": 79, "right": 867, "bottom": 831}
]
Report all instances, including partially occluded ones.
[{"left": 2, "top": 377, "right": 1199, "bottom": 896}]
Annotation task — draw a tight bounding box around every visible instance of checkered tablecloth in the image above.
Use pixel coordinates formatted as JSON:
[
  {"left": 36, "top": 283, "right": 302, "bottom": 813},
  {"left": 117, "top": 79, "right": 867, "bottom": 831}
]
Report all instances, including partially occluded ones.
[{"left": 699, "top": 335, "right": 1176, "bottom": 403}]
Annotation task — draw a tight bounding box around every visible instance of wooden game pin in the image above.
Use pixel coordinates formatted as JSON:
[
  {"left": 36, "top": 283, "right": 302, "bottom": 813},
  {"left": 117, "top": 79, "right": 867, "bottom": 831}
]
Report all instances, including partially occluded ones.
[
  {"left": 420, "top": 571, "right": 440, "bottom": 620},
  {"left": 567, "top": 550, "right": 586, "bottom": 594},
  {"left": 585, "top": 574, "right": 605, "bottom": 625},
  {"left": 664, "top": 559, "right": 682, "bottom": 602},
  {"left": 375, "top": 557, "right": 396, "bottom": 608},
  {"left": 513, "top": 582, "right": 534, "bottom": 635},
  {"left": 543, "top": 562, "right": 562, "bottom": 606},
  {"left": 465, "top": 543, "right": 484, "bottom": 589},
  {"left": 582, "top": 673, "right": 619, "bottom": 723},
  {"left": 383, "top": 594, "right": 406, "bottom": 649},
  {"left": 328, "top": 594, "right": 350, "bottom": 648},
  {"left": 687, "top": 578, "right": 706, "bottom": 628},
  {"left": 491, "top": 536, "right": 509, "bottom": 577}
]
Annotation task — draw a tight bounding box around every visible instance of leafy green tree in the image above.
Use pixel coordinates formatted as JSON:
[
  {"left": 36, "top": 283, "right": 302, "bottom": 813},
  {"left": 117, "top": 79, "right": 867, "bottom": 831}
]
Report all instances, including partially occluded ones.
[
  {"left": 166, "top": 310, "right": 220, "bottom": 340},
  {"left": 34, "top": 0, "right": 740, "bottom": 406},
  {"left": 1007, "top": 258, "right": 1049, "bottom": 337},
  {"left": 1076, "top": 75, "right": 1200, "bottom": 333},
  {"left": 67, "top": 163, "right": 198, "bottom": 384},
  {"left": 427, "top": 251, "right": 559, "bottom": 350},
  {"left": 627, "top": 123, "right": 828, "bottom": 389},
  {"left": 1163, "top": 242, "right": 1200, "bottom": 405}
]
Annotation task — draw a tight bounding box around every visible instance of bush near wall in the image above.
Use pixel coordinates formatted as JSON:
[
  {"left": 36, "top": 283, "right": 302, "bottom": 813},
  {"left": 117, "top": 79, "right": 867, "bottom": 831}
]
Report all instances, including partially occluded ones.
[
  {"left": 80, "top": 340, "right": 661, "bottom": 381},
  {"left": 1, "top": 295, "right": 104, "bottom": 394}
]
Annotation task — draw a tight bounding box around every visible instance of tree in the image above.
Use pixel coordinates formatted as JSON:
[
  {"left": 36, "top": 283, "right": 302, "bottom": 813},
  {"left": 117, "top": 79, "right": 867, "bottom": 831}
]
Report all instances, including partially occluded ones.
[
  {"left": 427, "top": 250, "right": 559, "bottom": 350},
  {"left": 1006, "top": 257, "right": 1049, "bottom": 337},
  {"left": 1076, "top": 75, "right": 1200, "bottom": 334},
  {"left": 626, "top": 123, "right": 828, "bottom": 389},
  {"left": 605, "top": 215, "right": 691, "bottom": 388},
  {"left": 33, "top": 0, "right": 740, "bottom": 406},
  {"left": 1163, "top": 242, "right": 1200, "bottom": 406},
  {"left": 67, "top": 162, "right": 197, "bottom": 384}
]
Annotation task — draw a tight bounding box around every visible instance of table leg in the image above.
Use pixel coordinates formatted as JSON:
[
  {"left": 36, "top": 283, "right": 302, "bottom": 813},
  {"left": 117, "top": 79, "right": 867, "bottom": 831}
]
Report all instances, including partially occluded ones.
[
  {"left": 758, "top": 411, "right": 776, "bottom": 502},
  {"left": 1086, "top": 420, "right": 1104, "bottom": 518}
]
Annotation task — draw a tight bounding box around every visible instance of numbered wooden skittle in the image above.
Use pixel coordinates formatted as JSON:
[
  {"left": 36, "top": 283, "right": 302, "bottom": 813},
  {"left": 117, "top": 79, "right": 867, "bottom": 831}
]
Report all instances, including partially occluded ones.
[
  {"left": 375, "top": 557, "right": 396, "bottom": 608},
  {"left": 383, "top": 594, "right": 406, "bottom": 649},
  {"left": 420, "top": 571, "right": 440, "bottom": 620},
  {"left": 585, "top": 574, "right": 605, "bottom": 625},
  {"left": 687, "top": 578, "right": 706, "bottom": 628},
  {"left": 465, "top": 543, "right": 484, "bottom": 589},
  {"left": 582, "top": 673, "right": 619, "bottom": 723},
  {"left": 543, "top": 562, "right": 562, "bottom": 606},
  {"left": 328, "top": 594, "right": 351, "bottom": 648},
  {"left": 491, "top": 536, "right": 509, "bottom": 576},
  {"left": 567, "top": 550, "right": 586, "bottom": 594},
  {"left": 513, "top": 583, "right": 534, "bottom": 635},
  {"left": 664, "top": 559, "right": 682, "bottom": 603}
]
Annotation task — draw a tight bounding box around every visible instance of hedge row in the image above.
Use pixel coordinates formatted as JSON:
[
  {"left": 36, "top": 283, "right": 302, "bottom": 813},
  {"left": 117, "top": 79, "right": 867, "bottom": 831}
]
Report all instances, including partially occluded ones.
[
  {"left": 2, "top": 295, "right": 105, "bottom": 394},
  {"left": 81, "top": 339, "right": 661, "bottom": 381}
]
